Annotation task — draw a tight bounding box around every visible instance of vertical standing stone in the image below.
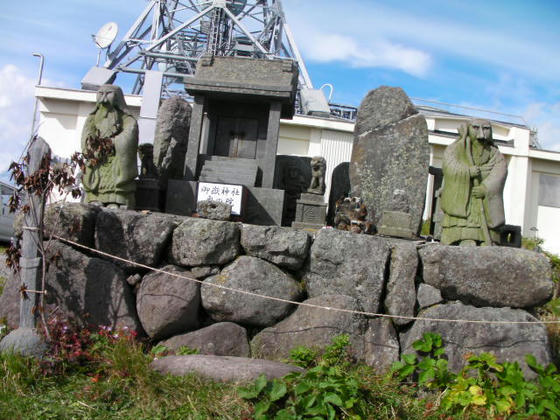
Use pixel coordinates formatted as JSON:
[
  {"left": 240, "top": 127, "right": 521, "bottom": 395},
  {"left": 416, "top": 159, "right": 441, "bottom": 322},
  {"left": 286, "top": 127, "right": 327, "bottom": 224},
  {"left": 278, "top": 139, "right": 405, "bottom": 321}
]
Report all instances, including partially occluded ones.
[
  {"left": 349, "top": 86, "right": 430, "bottom": 235},
  {"left": 0, "top": 137, "right": 50, "bottom": 357}
]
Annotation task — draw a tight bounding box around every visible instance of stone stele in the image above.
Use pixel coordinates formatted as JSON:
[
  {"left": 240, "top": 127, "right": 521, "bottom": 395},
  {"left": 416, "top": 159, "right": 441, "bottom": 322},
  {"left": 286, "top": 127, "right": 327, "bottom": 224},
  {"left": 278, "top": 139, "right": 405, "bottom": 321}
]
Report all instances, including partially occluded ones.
[{"left": 349, "top": 86, "right": 430, "bottom": 235}]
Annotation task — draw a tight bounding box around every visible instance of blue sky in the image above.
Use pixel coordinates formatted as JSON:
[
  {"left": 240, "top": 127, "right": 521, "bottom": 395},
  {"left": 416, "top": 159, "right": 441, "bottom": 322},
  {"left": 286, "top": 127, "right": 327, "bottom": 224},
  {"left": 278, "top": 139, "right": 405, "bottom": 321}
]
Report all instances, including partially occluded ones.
[{"left": 1, "top": 0, "right": 559, "bottom": 181}]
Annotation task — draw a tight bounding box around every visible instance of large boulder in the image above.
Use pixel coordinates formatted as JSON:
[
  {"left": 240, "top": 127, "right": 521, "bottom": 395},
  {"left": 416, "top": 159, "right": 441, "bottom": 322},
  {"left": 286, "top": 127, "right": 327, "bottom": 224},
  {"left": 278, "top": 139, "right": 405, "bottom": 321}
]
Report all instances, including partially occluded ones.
[
  {"left": 45, "top": 241, "right": 141, "bottom": 331},
  {"left": 95, "top": 209, "right": 178, "bottom": 269},
  {"left": 349, "top": 86, "right": 429, "bottom": 234},
  {"left": 44, "top": 203, "right": 100, "bottom": 247},
  {"left": 151, "top": 355, "right": 303, "bottom": 382},
  {"left": 159, "top": 322, "right": 250, "bottom": 357},
  {"left": 240, "top": 224, "right": 311, "bottom": 271},
  {"left": 401, "top": 302, "right": 553, "bottom": 376},
  {"left": 384, "top": 241, "right": 418, "bottom": 326},
  {"left": 251, "top": 295, "right": 399, "bottom": 372},
  {"left": 0, "top": 328, "right": 47, "bottom": 358},
  {"left": 201, "top": 256, "right": 301, "bottom": 327},
  {"left": 171, "top": 218, "right": 240, "bottom": 267},
  {"left": 136, "top": 265, "right": 200, "bottom": 340},
  {"left": 418, "top": 245, "right": 554, "bottom": 308},
  {"left": 303, "top": 229, "right": 391, "bottom": 313}
]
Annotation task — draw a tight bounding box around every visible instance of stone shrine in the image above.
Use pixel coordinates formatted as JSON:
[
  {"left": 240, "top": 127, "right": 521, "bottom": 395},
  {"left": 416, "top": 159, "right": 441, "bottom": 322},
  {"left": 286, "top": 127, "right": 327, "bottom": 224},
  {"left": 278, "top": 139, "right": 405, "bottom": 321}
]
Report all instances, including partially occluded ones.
[{"left": 166, "top": 56, "right": 298, "bottom": 225}]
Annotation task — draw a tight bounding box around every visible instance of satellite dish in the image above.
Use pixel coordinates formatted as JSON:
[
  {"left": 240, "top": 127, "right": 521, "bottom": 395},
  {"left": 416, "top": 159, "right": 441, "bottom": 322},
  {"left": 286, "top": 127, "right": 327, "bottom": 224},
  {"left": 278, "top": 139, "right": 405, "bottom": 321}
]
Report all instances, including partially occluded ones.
[{"left": 93, "top": 22, "right": 119, "bottom": 49}]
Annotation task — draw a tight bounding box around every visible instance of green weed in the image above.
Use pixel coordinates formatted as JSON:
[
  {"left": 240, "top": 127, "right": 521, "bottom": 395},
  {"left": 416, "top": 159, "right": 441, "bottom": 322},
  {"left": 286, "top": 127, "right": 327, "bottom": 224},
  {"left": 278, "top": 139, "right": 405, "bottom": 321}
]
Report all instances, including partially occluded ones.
[{"left": 391, "top": 332, "right": 560, "bottom": 418}]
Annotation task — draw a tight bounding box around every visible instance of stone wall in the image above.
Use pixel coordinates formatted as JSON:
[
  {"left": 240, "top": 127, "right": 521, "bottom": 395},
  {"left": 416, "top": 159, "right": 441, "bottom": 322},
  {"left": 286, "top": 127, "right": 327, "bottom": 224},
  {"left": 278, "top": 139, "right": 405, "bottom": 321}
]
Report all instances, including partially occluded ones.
[{"left": 0, "top": 202, "right": 555, "bottom": 374}]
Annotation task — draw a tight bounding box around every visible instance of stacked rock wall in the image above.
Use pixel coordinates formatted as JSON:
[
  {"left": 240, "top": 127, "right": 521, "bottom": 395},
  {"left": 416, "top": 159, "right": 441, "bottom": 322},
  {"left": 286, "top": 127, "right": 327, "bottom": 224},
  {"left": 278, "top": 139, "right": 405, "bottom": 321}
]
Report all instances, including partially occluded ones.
[{"left": 0, "top": 202, "right": 555, "bottom": 374}]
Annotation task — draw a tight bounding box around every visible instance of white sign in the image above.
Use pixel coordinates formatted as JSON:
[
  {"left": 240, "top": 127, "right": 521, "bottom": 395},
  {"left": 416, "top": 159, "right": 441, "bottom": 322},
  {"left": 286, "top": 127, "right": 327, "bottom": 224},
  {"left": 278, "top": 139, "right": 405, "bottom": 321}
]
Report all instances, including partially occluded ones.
[{"left": 197, "top": 182, "right": 244, "bottom": 216}]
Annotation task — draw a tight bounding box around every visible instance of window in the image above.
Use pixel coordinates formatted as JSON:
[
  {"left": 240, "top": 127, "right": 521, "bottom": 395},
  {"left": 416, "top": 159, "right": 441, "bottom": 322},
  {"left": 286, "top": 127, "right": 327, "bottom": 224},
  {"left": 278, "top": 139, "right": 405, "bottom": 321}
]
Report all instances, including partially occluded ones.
[{"left": 539, "top": 174, "right": 560, "bottom": 208}]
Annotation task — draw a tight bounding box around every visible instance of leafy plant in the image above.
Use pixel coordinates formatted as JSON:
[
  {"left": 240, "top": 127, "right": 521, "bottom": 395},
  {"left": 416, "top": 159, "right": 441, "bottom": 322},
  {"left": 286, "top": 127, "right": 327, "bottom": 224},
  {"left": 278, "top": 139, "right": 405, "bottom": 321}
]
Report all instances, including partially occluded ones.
[
  {"left": 391, "top": 332, "right": 455, "bottom": 388},
  {"left": 176, "top": 345, "right": 199, "bottom": 356},
  {"left": 239, "top": 334, "right": 368, "bottom": 419},
  {"left": 393, "top": 332, "right": 560, "bottom": 418}
]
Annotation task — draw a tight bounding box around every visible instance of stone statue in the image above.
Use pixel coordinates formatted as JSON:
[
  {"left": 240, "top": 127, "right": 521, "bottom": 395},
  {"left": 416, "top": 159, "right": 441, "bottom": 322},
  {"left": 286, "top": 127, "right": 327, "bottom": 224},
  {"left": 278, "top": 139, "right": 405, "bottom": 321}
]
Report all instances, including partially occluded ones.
[
  {"left": 138, "top": 143, "right": 158, "bottom": 179},
  {"left": 81, "top": 85, "right": 138, "bottom": 208},
  {"left": 307, "top": 156, "right": 326, "bottom": 195},
  {"left": 440, "top": 119, "right": 507, "bottom": 246}
]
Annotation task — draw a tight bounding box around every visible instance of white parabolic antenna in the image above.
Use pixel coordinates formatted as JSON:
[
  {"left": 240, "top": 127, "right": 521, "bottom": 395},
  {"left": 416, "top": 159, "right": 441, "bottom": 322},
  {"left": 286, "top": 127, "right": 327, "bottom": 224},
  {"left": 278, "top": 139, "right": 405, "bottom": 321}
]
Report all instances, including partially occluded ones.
[{"left": 94, "top": 22, "right": 119, "bottom": 49}]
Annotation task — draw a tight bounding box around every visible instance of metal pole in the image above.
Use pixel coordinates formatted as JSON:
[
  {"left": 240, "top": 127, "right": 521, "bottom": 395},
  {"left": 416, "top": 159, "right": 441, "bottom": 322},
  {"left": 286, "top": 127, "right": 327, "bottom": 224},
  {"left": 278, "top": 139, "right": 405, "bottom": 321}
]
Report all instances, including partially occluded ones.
[{"left": 30, "top": 53, "right": 44, "bottom": 138}]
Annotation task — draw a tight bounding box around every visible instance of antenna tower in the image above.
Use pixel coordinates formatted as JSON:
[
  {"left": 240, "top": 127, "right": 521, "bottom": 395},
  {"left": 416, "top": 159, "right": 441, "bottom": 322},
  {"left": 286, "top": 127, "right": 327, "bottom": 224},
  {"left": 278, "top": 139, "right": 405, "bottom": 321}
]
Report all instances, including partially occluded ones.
[{"left": 100, "top": 0, "right": 313, "bottom": 96}]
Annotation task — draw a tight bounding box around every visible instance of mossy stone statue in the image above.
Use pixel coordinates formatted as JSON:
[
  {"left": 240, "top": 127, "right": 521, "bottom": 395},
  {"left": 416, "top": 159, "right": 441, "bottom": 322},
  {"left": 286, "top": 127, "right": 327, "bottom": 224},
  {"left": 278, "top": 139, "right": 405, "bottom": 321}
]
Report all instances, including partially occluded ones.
[
  {"left": 440, "top": 119, "right": 507, "bottom": 246},
  {"left": 81, "top": 84, "right": 138, "bottom": 208}
]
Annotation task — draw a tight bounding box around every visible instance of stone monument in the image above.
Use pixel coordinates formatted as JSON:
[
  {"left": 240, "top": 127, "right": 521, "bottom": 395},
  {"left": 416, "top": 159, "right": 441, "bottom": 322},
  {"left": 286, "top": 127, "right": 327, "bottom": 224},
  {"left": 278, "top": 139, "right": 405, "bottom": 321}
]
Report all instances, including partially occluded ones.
[
  {"left": 167, "top": 55, "right": 298, "bottom": 226},
  {"left": 81, "top": 84, "right": 139, "bottom": 209},
  {"left": 292, "top": 157, "right": 327, "bottom": 230},
  {"left": 349, "top": 86, "right": 430, "bottom": 236},
  {"left": 440, "top": 119, "right": 507, "bottom": 246},
  {"left": 0, "top": 137, "right": 49, "bottom": 358}
]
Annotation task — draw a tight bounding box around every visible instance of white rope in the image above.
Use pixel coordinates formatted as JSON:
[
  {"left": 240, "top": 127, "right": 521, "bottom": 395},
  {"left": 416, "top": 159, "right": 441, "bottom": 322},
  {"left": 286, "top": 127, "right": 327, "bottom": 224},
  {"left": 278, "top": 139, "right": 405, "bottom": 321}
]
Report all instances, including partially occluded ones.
[{"left": 51, "top": 235, "right": 560, "bottom": 326}]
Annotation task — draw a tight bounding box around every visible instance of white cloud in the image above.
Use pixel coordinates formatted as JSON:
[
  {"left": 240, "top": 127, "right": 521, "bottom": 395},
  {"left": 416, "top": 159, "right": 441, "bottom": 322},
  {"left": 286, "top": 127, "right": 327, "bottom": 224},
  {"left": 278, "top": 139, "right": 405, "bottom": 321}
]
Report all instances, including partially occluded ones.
[
  {"left": 522, "top": 102, "right": 560, "bottom": 151},
  {"left": 0, "top": 64, "right": 66, "bottom": 175},
  {"left": 0, "top": 65, "right": 36, "bottom": 172},
  {"left": 295, "top": 29, "right": 432, "bottom": 77}
]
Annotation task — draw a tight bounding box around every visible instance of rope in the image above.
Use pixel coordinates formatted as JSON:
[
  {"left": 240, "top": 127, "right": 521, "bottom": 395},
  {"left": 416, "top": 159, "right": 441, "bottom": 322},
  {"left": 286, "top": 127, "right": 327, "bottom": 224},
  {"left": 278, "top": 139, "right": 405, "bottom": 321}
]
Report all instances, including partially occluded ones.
[{"left": 51, "top": 235, "right": 560, "bottom": 326}]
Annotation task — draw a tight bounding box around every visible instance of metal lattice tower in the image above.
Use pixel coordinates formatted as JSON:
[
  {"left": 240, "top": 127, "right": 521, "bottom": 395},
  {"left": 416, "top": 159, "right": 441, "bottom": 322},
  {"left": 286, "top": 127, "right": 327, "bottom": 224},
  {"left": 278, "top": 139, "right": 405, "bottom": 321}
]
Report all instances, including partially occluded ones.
[{"left": 100, "top": 0, "right": 314, "bottom": 96}]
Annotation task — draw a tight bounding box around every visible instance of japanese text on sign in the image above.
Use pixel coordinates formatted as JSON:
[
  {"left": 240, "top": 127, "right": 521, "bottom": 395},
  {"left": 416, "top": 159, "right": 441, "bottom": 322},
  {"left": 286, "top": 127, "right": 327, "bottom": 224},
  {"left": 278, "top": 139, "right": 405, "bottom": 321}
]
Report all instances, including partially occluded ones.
[{"left": 197, "top": 182, "right": 243, "bottom": 215}]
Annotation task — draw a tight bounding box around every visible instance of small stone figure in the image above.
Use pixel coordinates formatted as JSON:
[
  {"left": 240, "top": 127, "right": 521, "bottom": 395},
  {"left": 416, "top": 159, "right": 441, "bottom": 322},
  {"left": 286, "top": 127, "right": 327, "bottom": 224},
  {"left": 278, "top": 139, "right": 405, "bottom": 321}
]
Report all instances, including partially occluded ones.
[
  {"left": 138, "top": 143, "right": 158, "bottom": 179},
  {"left": 440, "top": 119, "right": 507, "bottom": 246},
  {"left": 307, "top": 156, "right": 326, "bottom": 195},
  {"left": 333, "top": 197, "right": 374, "bottom": 234},
  {"left": 81, "top": 85, "right": 139, "bottom": 208}
]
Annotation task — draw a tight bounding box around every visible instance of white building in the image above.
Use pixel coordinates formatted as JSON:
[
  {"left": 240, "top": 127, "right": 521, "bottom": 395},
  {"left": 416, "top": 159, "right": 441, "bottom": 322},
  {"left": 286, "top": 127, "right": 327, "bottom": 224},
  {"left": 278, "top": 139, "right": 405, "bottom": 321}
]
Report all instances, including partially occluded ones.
[{"left": 35, "top": 85, "right": 560, "bottom": 254}]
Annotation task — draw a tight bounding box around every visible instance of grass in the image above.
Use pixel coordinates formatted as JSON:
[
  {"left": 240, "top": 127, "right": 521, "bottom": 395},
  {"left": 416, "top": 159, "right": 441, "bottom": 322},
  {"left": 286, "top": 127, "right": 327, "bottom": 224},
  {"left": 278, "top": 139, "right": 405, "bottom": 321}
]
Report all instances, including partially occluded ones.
[
  {"left": 0, "top": 338, "right": 253, "bottom": 419},
  {"left": 0, "top": 325, "right": 437, "bottom": 420}
]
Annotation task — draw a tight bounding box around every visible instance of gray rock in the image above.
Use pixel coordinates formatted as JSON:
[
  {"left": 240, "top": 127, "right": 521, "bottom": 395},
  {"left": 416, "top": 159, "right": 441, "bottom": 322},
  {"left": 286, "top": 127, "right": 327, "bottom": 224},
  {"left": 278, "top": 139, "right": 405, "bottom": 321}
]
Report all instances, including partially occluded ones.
[
  {"left": 44, "top": 203, "right": 100, "bottom": 247},
  {"left": 401, "top": 302, "right": 553, "bottom": 377},
  {"left": 151, "top": 355, "right": 303, "bottom": 382},
  {"left": 95, "top": 209, "right": 178, "bottom": 269},
  {"left": 153, "top": 96, "right": 191, "bottom": 180},
  {"left": 45, "top": 241, "right": 141, "bottom": 331},
  {"left": 0, "top": 272, "right": 19, "bottom": 329},
  {"left": 159, "top": 322, "right": 250, "bottom": 357},
  {"left": 0, "top": 328, "right": 47, "bottom": 358},
  {"left": 240, "top": 224, "right": 311, "bottom": 270},
  {"left": 384, "top": 241, "right": 418, "bottom": 326},
  {"left": 190, "top": 265, "right": 220, "bottom": 279},
  {"left": 419, "top": 245, "right": 554, "bottom": 308},
  {"left": 197, "top": 200, "right": 232, "bottom": 221},
  {"left": 417, "top": 283, "right": 443, "bottom": 309},
  {"left": 363, "top": 318, "right": 400, "bottom": 373},
  {"left": 251, "top": 295, "right": 399, "bottom": 371},
  {"left": 136, "top": 265, "right": 200, "bottom": 340},
  {"left": 353, "top": 86, "right": 418, "bottom": 137},
  {"left": 171, "top": 218, "right": 240, "bottom": 267},
  {"left": 201, "top": 256, "right": 301, "bottom": 327},
  {"left": 303, "top": 229, "right": 391, "bottom": 313},
  {"left": 349, "top": 87, "right": 429, "bottom": 234},
  {"left": 251, "top": 295, "right": 367, "bottom": 361},
  {"left": 126, "top": 273, "right": 142, "bottom": 287}
]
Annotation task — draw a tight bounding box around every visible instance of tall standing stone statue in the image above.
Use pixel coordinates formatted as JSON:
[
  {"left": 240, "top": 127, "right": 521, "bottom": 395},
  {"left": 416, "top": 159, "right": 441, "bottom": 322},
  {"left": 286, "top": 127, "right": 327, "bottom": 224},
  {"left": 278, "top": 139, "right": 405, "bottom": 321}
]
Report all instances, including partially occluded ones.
[
  {"left": 81, "top": 84, "right": 138, "bottom": 208},
  {"left": 440, "top": 119, "right": 507, "bottom": 246}
]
